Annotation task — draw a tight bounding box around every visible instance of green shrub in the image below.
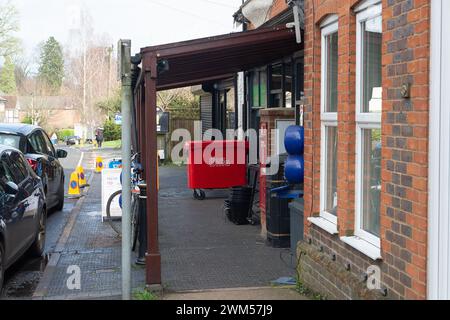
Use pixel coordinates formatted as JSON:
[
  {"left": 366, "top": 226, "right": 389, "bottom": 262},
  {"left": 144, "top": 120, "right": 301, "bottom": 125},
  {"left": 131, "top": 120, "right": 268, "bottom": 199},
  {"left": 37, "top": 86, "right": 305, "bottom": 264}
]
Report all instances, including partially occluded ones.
[
  {"left": 103, "top": 119, "right": 121, "bottom": 141},
  {"left": 56, "top": 129, "right": 75, "bottom": 141},
  {"left": 21, "top": 116, "right": 33, "bottom": 125}
]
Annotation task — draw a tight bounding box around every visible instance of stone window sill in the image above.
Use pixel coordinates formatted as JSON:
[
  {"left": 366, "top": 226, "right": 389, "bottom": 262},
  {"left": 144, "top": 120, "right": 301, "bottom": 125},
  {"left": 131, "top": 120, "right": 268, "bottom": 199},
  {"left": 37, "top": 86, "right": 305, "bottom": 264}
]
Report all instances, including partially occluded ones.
[
  {"left": 340, "top": 236, "right": 382, "bottom": 261},
  {"left": 308, "top": 216, "right": 339, "bottom": 235}
]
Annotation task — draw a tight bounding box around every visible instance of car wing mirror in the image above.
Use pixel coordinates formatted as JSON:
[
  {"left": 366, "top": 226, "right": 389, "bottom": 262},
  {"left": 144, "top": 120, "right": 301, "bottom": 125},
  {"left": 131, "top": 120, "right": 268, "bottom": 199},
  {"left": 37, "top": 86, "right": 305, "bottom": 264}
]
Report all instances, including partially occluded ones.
[{"left": 56, "top": 149, "right": 68, "bottom": 159}]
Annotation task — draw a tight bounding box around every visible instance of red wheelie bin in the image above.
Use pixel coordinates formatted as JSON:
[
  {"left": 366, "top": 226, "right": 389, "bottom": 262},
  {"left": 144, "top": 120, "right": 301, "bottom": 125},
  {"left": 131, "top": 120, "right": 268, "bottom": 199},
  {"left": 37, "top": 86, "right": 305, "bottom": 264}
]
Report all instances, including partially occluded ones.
[{"left": 185, "top": 140, "right": 248, "bottom": 200}]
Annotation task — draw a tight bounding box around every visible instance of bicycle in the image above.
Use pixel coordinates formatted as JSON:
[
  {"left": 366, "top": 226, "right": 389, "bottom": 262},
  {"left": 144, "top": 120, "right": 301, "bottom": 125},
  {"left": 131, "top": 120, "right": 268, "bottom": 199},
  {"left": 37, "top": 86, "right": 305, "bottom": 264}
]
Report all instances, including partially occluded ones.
[{"left": 105, "top": 153, "right": 143, "bottom": 251}]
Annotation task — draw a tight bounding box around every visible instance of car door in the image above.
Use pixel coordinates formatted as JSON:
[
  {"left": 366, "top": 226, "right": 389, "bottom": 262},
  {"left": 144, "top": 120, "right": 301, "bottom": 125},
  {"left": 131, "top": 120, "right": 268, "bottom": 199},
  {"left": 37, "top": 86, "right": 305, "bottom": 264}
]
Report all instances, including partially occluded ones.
[
  {"left": 8, "top": 151, "right": 40, "bottom": 241},
  {"left": 41, "top": 130, "right": 62, "bottom": 201},
  {"left": 0, "top": 152, "right": 28, "bottom": 262}
]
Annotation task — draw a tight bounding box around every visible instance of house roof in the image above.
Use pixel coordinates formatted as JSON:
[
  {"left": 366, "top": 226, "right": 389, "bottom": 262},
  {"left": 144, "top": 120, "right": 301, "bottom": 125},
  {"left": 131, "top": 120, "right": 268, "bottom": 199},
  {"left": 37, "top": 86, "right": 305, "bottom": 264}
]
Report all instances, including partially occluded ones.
[
  {"left": 17, "top": 96, "right": 76, "bottom": 111},
  {"left": 0, "top": 96, "right": 17, "bottom": 109},
  {"left": 139, "top": 26, "right": 302, "bottom": 90}
]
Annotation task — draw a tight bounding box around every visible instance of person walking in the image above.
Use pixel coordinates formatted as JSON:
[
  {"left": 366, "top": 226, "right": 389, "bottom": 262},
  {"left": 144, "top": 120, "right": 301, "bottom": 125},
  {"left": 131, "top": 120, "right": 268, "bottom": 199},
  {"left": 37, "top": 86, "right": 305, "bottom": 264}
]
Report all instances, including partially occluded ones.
[{"left": 95, "top": 128, "right": 104, "bottom": 148}]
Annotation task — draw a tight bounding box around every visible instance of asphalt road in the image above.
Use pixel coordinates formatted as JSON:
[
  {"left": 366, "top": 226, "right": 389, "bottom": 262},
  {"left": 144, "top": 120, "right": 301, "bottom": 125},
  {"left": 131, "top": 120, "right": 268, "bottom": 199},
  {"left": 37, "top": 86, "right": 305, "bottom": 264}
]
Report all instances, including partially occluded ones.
[{"left": 1, "top": 146, "right": 83, "bottom": 299}]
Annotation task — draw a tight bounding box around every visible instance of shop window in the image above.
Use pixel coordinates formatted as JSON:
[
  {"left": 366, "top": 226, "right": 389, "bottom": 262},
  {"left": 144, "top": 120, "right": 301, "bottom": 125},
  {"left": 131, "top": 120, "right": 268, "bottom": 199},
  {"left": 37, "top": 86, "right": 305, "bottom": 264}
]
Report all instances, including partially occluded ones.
[{"left": 268, "top": 61, "right": 296, "bottom": 108}]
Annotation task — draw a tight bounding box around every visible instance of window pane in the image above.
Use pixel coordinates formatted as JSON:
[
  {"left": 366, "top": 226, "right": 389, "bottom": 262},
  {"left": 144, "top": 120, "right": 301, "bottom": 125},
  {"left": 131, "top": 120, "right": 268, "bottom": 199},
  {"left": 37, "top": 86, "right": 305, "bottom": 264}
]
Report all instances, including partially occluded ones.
[
  {"left": 285, "top": 62, "right": 293, "bottom": 108},
  {"left": 325, "top": 126, "right": 338, "bottom": 215},
  {"left": 361, "top": 128, "right": 381, "bottom": 236},
  {"left": 270, "top": 64, "right": 283, "bottom": 91},
  {"left": 252, "top": 72, "right": 259, "bottom": 107},
  {"left": 362, "top": 15, "right": 382, "bottom": 113},
  {"left": 226, "top": 89, "right": 235, "bottom": 130},
  {"left": 326, "top": 32, "right": 338, "bottom": 112},
  {"left": 260, "top": 71, "right": 267, "bottom": 107},
  {"left": 295, "top": 61, "right": 304, "bottom": 101},
  {"left": 0, "top": 134, "right": 20, "bottom": 149}
]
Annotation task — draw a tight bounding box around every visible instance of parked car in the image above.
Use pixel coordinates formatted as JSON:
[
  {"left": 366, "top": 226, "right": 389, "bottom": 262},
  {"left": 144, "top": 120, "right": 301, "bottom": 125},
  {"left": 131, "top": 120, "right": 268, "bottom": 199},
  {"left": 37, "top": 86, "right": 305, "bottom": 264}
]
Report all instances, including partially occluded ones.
[
  {"left": 0, "top": 124, "right": 67, "bottom": 211},
  {"left": 0, "top": 145, "right": 47, "bottom": 292},
  {"left": 65, "top": 136, "right": 81, "bottom": 146}
]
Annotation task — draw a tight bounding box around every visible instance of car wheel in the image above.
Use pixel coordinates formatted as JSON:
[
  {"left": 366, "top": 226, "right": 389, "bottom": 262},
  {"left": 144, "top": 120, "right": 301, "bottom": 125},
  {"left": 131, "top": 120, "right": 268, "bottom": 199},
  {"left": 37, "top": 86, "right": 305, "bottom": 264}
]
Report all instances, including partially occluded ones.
[
  {"left": 29, "top": 207, "right": 47, "bottom": 258},
  {"left": 55, "top": 177, "right": 65, "bottom": 211},
  {"left": 0, "top": 242, "right": 5, "bottom": 294}
]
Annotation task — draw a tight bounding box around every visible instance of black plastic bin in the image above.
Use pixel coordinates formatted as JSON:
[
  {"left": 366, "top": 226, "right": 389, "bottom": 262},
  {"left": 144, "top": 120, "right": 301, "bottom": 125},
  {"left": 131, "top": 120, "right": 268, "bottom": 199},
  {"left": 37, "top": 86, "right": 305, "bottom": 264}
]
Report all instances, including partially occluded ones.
[
  {"left": 226, "top": 186, "right": 253, "bottom": 225},
  {"left": 265, "top": 161, "right": 291, "bottom": 248},
  {"left": 289, "top": 198, "right": 304, "bottom": 255}
]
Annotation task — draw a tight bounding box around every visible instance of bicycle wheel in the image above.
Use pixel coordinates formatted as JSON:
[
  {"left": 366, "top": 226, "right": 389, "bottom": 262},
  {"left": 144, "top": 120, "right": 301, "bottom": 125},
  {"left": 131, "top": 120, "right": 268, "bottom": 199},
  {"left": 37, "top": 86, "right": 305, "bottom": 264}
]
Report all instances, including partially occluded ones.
[
  {"left": 106, "top": 190, "right": 123, "bottom": 236},
  {"left": 131, "top": 194, "right": 140, "bottom": 251}
]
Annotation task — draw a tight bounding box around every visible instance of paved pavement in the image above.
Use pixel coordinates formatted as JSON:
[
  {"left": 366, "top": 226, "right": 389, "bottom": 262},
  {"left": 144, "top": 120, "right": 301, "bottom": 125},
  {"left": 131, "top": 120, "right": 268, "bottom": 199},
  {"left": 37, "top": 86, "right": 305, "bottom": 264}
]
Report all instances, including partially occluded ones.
[
  {"left": 163, "top": 287, "right": 307, "bottom": 300},
  {"left": 32, "top": 148, "right": 146, "bottom": 300},
  {"left": 159, "top": 166, "right": 297, "bottom": 292},
  {"left": 20, "top": 147, "right": 304, "bottom": 300}
]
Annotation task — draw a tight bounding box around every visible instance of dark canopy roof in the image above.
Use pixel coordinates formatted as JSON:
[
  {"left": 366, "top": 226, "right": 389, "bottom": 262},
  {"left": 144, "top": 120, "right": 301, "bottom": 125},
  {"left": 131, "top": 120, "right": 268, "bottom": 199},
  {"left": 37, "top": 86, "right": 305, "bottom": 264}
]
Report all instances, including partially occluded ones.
[{"left": 140, "top": 26, "right": 302, "bottom": 91}]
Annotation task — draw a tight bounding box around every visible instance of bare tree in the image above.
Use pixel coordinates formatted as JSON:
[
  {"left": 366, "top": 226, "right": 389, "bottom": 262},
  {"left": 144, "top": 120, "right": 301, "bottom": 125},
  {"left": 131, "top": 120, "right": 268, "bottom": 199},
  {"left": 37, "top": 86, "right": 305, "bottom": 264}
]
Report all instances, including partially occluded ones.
[
  {"left": 64, "top": 6, "right": 118, "bottom": 138},
  {"left": 157, "top": 87, "right": 197, "bottom": 111},
  {"left": 0, "top": 0, "right": 20, "bottom": 57}
]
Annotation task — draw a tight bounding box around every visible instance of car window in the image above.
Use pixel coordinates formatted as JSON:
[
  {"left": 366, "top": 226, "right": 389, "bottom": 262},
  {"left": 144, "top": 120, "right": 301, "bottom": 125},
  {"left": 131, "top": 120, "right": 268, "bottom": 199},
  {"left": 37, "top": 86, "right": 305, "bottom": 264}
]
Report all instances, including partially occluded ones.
[
  {"left": 0, "top": 153, "right": 16, "bottom": 185},
  {"left": 41, "top": 131, "right": 56, "bottom": 156},
  {"left": 29, "top": 131, "right": 46, "bottom": 154},
  {"left": 0, "top": 155, "right": 15, "bottom": 207},
  {"left": 0, "top": 134, "right": 21, "bottom": 149},
  {"left": 7, "top": 151, "right": 28, "bottom": 184},
  {"left": 29, "top": 130, "right": 54, "bottom": 156}
]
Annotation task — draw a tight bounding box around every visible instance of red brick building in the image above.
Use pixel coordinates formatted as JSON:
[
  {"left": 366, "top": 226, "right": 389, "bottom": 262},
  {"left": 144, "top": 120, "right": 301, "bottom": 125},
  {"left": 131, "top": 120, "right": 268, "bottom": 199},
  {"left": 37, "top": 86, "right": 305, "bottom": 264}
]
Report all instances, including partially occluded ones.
[{"left": 297, "top": 0, "right": 450, "bottom": 300}]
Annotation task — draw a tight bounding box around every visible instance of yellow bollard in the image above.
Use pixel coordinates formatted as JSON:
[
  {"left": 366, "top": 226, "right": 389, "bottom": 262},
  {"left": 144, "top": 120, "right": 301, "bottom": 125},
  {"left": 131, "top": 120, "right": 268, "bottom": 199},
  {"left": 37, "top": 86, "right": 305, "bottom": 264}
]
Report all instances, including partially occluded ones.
[
  {"left": 95, "top": 157, "right": 104, "bottom": 173},
  {"left": 68, "top": 171, "right": 81, "bottom": 198},
  {"left": 76, "top": 166, "right": 87, "bottom": 187}
]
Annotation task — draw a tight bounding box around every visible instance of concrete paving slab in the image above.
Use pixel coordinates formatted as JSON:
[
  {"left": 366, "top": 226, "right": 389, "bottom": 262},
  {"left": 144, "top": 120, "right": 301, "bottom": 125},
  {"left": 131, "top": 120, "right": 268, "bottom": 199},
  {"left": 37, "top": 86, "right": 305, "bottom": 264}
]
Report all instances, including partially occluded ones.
[{"left": 163, "top": 287, "right": 307, "bottom": 300}]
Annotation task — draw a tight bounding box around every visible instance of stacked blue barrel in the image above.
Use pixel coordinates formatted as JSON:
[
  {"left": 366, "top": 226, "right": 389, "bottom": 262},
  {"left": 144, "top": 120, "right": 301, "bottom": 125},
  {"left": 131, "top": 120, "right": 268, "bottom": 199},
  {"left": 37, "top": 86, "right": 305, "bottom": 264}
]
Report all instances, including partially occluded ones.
[{"left": 284, "top": 125, "right": 304, "bottom": 185}]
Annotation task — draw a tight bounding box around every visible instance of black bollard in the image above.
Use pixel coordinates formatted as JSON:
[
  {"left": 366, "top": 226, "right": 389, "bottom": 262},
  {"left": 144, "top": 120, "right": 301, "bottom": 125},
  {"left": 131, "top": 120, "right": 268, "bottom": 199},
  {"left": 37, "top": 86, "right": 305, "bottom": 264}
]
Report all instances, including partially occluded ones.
[{"left": 136, "top": 183, "right": 147, "bottom": 265}]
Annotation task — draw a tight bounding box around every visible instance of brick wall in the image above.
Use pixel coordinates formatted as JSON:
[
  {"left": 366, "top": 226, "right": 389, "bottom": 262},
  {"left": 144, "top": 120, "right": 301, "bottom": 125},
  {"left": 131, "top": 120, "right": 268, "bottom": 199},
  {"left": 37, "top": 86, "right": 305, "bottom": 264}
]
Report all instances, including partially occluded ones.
[
  {"left": 269, "top": 0, "right": 290, "bottom": 19},
  {"left": 300, "top": 0, "right": 431, "bottom": 300},
  {"left": 246, "top": 0, "right": 290, "bottom": 29}
]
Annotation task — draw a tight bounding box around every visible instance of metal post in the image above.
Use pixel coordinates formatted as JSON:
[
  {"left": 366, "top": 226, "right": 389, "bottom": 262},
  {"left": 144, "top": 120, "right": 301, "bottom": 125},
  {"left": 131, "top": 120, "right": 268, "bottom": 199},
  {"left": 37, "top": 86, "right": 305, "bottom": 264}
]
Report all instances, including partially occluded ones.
[{"left": 119, "top": 40, "right": 132, "bottom": 300}]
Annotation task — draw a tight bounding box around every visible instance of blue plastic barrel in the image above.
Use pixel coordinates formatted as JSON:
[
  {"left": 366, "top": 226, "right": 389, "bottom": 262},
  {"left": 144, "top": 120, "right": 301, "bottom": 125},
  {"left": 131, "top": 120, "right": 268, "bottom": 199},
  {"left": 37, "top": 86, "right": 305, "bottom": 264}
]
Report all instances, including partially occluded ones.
[
  {"left": 284, "top": 126, "right": 304, "bottom": 155},
  {"left": 284, "top": 155, "right": 304, "bottom": 184}
]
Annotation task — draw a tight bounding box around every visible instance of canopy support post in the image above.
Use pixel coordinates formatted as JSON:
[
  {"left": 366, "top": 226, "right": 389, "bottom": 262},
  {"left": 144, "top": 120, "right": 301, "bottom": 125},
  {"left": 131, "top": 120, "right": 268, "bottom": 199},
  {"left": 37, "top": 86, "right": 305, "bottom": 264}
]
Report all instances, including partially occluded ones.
[{"left": 143, "top": 54, "right": 162, "bottom": 287}]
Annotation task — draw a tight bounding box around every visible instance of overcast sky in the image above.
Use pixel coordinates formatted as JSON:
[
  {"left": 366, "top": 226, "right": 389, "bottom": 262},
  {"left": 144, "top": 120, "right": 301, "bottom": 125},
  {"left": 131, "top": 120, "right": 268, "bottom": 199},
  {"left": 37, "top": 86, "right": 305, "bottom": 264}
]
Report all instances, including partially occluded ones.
[{"left": 13, "top": 0, "right": 243, "bottom": 67}]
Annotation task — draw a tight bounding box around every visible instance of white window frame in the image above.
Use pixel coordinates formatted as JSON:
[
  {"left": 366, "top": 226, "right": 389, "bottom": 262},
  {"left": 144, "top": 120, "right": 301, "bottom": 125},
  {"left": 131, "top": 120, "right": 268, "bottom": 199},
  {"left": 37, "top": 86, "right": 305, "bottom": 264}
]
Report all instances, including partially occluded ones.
[
  {"left": 319, "top": 17, "right": 339, "bottom": 226},
  {"left": 354, "top": 2, "right": 382, "bottom": 248}
]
